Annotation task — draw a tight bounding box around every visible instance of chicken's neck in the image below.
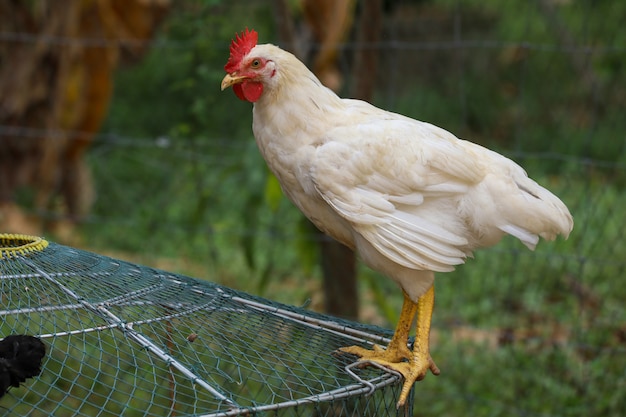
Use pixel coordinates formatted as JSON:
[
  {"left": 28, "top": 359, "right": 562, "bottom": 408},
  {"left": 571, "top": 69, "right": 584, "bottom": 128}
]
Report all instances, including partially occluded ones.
[
  {"left": 252, "top": 67, "right": 345, "bottom": 154},
  {"left": 249, "top": 66, "right": 356, "bottom": 247}
]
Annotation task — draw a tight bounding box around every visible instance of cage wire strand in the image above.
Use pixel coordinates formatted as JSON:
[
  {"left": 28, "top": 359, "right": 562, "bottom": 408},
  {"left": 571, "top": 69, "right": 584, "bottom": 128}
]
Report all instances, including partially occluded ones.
[{"left": 0, "top": 236, "right": 406, "bottom": 416}]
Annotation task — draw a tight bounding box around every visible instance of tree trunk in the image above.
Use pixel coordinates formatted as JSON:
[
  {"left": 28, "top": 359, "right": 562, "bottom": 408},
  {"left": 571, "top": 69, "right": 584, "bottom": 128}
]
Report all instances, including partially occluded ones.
[
  {"left": 320, "top": 236, "right": 358, "bottom": 319},
  {"left": 0, "top": 0, "right": 170, "bottom": 236},
  {"left": 351, "top": 0, "right": 383, "bottom": 102}
]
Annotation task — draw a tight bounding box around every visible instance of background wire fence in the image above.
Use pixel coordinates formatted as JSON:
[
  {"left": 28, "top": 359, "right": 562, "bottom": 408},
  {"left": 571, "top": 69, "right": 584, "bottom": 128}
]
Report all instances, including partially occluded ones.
[{"left": 1, "top": 0, "right": 625, "bottom": 416}]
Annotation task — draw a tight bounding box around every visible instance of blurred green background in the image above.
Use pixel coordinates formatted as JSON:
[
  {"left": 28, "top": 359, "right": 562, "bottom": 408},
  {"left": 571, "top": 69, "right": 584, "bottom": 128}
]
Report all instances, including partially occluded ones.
[{"left": 2, "top": 0, "right": 625, "bottom": 415}]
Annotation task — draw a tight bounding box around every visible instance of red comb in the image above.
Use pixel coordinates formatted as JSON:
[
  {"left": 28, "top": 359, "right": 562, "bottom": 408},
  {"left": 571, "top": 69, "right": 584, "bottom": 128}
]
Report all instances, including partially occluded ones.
[{"left": 224, "top": 28, "right": 258, "bottom": 73}]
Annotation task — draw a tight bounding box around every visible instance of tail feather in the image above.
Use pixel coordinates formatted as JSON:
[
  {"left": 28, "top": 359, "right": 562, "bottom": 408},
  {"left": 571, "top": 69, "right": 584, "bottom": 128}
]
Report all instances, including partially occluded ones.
[
  {"left": 500, "top": 177, "right": 573, "bottom": 247},
  {"left": 498, "top": 224, "right": 539, "bottom": 250}
]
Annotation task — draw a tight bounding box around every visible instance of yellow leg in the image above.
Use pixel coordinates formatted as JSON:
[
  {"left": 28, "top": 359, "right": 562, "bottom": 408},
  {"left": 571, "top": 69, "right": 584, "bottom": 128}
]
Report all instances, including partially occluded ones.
[
  {"left": 397, "top": 284, "right": 440, "bottom": 407},
  {"left": 337, "top": 285, "right": 439, "bottom": 408}
]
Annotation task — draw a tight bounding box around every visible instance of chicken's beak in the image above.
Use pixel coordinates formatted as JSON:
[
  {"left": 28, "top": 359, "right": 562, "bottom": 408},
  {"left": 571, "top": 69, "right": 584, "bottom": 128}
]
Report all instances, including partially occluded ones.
[{"left": 221, "top": 73, "right": 247, "bottom": 91}]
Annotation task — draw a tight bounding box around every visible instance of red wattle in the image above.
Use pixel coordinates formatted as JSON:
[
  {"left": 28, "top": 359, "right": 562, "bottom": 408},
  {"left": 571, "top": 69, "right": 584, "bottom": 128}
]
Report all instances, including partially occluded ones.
[
  {"left": 239, "top": 81, "right": 264, "bottom": 102},
  {"left": 233, "top": 84, "right": 247, "bottom": 101}
]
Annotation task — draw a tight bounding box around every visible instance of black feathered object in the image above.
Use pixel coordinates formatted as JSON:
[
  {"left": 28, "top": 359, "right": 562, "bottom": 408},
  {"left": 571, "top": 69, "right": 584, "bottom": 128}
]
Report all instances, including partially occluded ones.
[{"left": 0, "top": 335, "right": 46, "bottom": 398}]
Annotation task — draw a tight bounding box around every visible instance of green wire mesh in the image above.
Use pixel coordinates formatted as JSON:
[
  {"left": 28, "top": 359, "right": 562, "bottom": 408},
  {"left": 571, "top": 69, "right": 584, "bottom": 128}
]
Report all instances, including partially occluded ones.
[{"left": 0, "top": 234, "right": 409, "bottom": 416}]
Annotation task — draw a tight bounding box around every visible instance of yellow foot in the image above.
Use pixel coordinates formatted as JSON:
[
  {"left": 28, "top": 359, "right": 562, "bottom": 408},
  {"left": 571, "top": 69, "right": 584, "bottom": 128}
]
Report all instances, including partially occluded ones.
[
  {"left": 337, "top": 345, "right": 440, "bottom": 408},
  {"left": 338, "top": 343, "right": 412, "bottom": 363}
]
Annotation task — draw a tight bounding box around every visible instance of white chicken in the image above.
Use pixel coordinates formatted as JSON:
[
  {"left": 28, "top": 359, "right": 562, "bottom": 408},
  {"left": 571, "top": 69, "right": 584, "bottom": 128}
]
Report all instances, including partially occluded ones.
[{"left": 221, "top": 28, "right": 573, "bottom": 407}]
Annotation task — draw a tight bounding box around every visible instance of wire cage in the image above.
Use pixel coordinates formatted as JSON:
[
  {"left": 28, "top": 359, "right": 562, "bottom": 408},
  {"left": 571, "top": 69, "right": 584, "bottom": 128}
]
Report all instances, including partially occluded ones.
[{"left": 0, "top": 233, "right": 410, "bottom": 416}]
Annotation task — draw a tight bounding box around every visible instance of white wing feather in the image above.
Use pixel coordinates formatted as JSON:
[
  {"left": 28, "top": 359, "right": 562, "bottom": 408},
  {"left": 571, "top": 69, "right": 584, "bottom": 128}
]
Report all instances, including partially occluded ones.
[
  {"left": 309, "top": 110, "right": 572, "bottom": 272},
  {"left": 311, "top": 119, "right": 478, "bottom": 272}
]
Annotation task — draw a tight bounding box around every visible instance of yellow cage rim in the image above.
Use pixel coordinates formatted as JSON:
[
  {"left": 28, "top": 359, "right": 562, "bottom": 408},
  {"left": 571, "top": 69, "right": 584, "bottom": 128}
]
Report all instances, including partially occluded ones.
[{"left": 0, "top": 233, "right": 49, "bottom": 259}]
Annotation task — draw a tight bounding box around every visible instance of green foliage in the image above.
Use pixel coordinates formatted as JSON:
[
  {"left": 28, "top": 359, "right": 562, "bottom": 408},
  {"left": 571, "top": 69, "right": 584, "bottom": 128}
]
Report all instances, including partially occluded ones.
[{"left": 391, "top": 0, "right": 626, "bottom": 170}]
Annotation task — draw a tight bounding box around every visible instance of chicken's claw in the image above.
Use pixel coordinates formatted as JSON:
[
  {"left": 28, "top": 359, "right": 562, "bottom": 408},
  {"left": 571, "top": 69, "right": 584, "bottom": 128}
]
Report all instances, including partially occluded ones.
[
  {"left": 336, "top": 344, "right": 439, "bottom": 408},
  {"left": 337, "top": 343, "right": 410, "bottom": 363}
]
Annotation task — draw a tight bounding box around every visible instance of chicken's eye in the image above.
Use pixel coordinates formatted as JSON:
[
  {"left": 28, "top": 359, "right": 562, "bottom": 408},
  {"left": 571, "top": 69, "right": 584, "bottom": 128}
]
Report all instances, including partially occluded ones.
[{"left": 251, "top": 59, "right": 261, "bottom": 68}]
